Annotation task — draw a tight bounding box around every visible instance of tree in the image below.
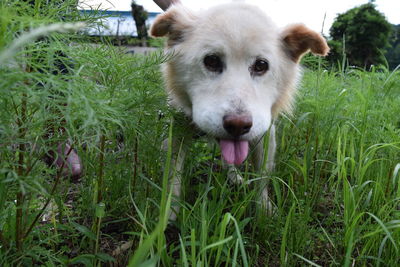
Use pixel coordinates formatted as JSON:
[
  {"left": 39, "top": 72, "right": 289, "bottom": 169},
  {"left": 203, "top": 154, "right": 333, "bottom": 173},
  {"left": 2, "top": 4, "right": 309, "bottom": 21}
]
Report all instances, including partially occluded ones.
[
  {"left": 328, "top": 3, "right": 391, "bottom": 68},
  {"left": 131, "top": 1, "right": 148, "bottom": 43},
  {"left": 385, "top": 24, "right": 400, "bottom": 70}
]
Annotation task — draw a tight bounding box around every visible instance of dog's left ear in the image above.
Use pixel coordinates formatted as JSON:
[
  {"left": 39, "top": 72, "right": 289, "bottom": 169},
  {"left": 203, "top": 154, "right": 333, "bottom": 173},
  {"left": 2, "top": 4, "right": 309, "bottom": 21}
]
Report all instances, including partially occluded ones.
[
  {"left": 150, "top": 4, "right": 196, "bottom": 46},
  {"left": 281, "top": 24, "right": 329, "bottom": 62}
]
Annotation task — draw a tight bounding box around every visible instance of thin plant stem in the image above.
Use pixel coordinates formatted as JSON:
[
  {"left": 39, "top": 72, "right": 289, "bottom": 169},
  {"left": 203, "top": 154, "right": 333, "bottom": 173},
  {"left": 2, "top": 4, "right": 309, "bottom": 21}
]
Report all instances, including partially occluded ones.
[
  {"left": 15, "top": 91, "right": 27, "bottom": 252},
  {"left": 94, "top": 215, "right": 102, "bottom": 259},
  {"left": 97, "top": 135, "right": 106, "bottom": 203},
  {"left": 93, "top": 134, "right": 106, "bottom": 261},
  {"left": 132, "top": 120, "right": 140, "bottom": 189}
]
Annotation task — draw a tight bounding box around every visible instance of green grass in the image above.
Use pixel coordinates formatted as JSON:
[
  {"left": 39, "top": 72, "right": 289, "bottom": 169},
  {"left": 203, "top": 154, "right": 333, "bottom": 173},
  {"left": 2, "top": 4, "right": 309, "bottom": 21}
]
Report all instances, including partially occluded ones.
[{"left": 1, "top": 1, "right": 400, "bottom": 266}]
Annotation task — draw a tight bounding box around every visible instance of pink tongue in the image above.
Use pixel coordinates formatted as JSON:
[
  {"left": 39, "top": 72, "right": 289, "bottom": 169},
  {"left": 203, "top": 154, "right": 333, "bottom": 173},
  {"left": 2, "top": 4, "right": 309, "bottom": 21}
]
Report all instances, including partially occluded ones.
[{"left": 219, "top": 139, "right": 249, "bottom": 165}]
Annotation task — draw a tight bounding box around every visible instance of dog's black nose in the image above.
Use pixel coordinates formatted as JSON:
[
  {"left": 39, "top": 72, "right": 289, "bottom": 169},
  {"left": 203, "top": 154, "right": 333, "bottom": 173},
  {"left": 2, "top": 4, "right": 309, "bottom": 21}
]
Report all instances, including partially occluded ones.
[{"left": 223, "top": 114, "right": 253, "bottom": 137}]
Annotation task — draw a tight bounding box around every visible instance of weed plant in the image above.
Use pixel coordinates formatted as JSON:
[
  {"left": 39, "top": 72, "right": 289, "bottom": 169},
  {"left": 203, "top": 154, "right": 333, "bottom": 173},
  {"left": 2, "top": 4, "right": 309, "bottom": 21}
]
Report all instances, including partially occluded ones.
[{"left": 1, "top": 0, "right": 400, "bottom": 266}]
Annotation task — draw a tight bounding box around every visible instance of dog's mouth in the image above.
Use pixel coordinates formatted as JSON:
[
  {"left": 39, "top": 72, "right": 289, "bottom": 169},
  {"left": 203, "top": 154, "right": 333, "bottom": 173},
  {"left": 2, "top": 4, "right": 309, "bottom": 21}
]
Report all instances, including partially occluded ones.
[{"left": 219, "top": 139, "right": 249, "bottom": 165}]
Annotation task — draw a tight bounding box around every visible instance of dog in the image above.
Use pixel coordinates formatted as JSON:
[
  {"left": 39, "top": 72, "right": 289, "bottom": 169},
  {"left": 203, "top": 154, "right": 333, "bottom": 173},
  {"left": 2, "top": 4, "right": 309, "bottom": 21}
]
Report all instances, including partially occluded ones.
[{"left": 150, "top": 2, "right": 329, "bottom": 220}]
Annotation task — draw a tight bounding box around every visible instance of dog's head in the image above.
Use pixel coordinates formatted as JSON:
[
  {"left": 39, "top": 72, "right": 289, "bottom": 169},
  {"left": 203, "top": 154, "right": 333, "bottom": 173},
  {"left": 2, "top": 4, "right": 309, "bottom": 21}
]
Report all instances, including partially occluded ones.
[{"left": 151, "top": 3, "right": 329, "bottom": 165}]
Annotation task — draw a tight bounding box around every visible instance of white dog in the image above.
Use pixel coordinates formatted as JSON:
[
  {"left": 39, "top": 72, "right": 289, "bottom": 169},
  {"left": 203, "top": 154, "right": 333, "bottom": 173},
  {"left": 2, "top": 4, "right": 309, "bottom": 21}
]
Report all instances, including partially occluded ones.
[{"left": 151, "top": 2, "right": 329, "bottom": 220}]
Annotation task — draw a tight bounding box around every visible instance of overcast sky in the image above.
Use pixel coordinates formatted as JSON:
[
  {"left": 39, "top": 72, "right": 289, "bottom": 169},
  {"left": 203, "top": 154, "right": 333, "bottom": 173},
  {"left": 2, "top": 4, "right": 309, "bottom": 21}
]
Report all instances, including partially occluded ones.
[{"left": 79, "top": 0, "right": 400, "bottom": 35}]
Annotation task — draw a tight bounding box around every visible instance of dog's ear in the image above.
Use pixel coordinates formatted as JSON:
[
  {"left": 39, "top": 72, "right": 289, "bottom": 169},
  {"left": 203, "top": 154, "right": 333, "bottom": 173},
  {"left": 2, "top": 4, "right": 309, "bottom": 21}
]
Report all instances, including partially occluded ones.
[
  {"left": 150, "top": 5, "right": 196, "bottom": 46},
  {"left": 281, "top": 24, "right": 329, "bottom": 62}
]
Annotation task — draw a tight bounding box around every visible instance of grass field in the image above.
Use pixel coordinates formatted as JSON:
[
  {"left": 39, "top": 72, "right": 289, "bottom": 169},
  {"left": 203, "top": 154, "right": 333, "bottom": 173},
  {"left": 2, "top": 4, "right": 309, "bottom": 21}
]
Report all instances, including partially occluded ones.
[{"left": 1, "top": 3, "right": 400, "bottom": 266}]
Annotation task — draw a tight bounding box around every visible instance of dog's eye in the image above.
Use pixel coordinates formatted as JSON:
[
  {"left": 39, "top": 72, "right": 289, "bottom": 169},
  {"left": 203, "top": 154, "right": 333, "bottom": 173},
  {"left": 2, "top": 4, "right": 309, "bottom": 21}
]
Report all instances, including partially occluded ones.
[
  {"left": 251, "top": 59, "right": 269, "bottom": 75},
  {"left": 203, "top": 55, "right": 223, "bottom": 73}
]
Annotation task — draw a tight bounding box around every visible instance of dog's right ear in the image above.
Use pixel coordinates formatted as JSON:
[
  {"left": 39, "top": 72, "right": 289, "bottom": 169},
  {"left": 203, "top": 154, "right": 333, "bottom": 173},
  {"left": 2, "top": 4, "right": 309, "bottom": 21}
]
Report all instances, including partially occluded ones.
[
  {"left": 150, "top": 5, "right": 196, "bottom": 46},
  {"left": 281, "top": 24, "right": 329, "bottom": 63}
]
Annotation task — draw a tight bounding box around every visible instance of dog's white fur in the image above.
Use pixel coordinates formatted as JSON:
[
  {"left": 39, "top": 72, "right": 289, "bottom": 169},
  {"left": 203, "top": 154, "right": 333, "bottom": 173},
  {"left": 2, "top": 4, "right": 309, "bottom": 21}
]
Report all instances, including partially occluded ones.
[{"left": 151, "top": 2, "right": 329, "bottom": 220}]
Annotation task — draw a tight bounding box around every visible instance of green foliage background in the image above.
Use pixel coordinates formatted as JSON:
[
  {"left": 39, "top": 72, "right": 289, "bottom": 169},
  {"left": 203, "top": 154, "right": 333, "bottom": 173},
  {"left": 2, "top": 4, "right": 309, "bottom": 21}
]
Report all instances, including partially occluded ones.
[{"left": 386, "top": 24, "right": 400, "bottom": 70}]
